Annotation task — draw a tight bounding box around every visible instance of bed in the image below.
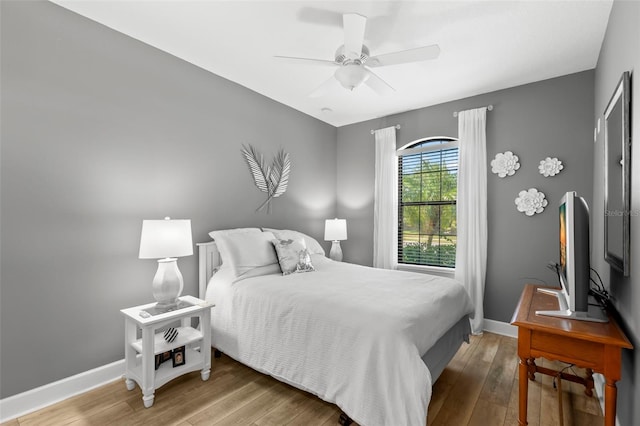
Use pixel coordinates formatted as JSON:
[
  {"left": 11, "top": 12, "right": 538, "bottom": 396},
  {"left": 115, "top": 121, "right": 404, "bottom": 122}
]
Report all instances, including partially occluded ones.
[{"left": 197, "top": 228, "right": 474, "bottom": 426}]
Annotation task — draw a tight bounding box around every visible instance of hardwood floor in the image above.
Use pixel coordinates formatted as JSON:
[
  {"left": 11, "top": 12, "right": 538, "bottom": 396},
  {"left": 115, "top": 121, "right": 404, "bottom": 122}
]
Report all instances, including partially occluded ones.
[{"left": 3, "top": 333, "right": 604, "bottom": 426}]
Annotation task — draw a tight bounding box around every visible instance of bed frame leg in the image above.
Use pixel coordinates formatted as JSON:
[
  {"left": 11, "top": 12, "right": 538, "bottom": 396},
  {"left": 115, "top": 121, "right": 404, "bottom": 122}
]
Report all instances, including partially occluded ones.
[
  {"left": 214, "top": 349, "right": 222, "bottom": 358},
  {"left": 338, "top": 412, "right": 353, "bottom": 425}
]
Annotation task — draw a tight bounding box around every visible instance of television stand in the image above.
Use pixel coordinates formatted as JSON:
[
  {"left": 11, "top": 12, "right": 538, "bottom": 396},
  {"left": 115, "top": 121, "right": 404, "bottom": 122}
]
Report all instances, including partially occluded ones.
[
  {"left": 535, "top": 287, "right": 608, "bottom": 323},
  {"left": 512, "top": 284, "right": 633, "bottom": 426}
]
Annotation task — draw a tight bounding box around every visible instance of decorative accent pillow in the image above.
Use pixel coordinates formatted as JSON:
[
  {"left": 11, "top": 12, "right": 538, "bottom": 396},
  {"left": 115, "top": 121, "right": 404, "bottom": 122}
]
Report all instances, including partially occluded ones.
[
  {"left": 213, "top": 231, "right": 280, "bottom": 279},
  {"left": 263, "top": 228, "right": 326, "bottom": 256},
  {"left": 271, "top": 238, "right": 315, "bottom": 275}
]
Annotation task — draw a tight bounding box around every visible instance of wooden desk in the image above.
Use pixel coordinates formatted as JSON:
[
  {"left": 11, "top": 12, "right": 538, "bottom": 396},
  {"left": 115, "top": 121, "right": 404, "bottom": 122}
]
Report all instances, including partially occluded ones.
[{"left": 511, "top": 284, "right": 632, "bottom": 426}]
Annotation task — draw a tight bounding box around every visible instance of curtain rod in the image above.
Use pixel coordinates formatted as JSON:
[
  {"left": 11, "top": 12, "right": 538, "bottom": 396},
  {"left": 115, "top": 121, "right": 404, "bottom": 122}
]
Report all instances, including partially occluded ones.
[
  {"left": 453, "top": 104, "right": 493, "bottom": 117},
  {"left": 370, "top": 124, "right": 401, "bottom": 135}
]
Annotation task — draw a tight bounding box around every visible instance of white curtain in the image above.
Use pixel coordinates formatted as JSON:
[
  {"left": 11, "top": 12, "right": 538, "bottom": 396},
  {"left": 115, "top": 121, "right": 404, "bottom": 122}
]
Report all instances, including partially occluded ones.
[
  {"left": 373, "top": 126, "right": 398, "bottom": 269},
  {"left": 455, "top": 108, "right": 488, "bottom": 335}
]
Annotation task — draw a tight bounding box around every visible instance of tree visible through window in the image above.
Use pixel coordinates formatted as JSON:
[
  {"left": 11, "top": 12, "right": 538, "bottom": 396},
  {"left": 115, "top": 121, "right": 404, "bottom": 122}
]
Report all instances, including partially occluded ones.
[{"left": 398, "top": 138, "right": 458, "bottom": 267}]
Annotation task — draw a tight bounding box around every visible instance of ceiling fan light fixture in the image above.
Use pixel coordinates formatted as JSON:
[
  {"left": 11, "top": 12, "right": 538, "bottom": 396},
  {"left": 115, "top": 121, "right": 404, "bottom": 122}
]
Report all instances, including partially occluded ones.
[{"left": 334, "top": 63, "right": 369, "bottom": 91}]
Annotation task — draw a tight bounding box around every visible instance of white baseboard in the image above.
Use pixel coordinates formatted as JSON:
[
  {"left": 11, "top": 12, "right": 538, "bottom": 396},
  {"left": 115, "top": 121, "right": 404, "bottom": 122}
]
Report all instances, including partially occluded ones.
[
  {"left": 593, "top": 373, "right": 606, "bottom": 421},
  {"left": 0, "top": 359, "right": 124, "bottom": 423},
  {"left": 483, "top": 318, "right": 518, "bottom": 338}
]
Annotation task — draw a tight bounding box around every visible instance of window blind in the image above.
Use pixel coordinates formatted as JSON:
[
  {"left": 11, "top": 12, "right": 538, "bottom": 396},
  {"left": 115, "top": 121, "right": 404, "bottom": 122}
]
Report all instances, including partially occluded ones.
[{"left": 397, "top": 138, "right": 458, "bottom": 267}]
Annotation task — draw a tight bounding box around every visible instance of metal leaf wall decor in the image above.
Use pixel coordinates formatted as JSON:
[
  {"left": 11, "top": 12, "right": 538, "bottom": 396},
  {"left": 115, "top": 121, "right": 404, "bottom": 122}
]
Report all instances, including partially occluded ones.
[{"left": 241, "top": 145, "right": 291, "bottom": 212}]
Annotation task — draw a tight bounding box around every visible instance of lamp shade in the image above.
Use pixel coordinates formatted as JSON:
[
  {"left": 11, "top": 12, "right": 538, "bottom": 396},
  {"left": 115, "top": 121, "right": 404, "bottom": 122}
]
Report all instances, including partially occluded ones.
[
  {"left": 139, "top": 218, "right": 193, "bottom": 259},
  {"left": 324, "top": 218, "right": 347, "bottom": 241},
  {"left": 334, "top": 63, "right": 369, "bottom": 91}
]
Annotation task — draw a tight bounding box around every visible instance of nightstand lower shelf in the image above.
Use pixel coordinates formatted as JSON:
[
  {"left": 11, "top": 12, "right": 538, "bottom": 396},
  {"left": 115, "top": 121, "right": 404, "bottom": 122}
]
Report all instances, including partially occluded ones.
[{"left": 126, "top": 347, "right": 209, "bottom": 391}]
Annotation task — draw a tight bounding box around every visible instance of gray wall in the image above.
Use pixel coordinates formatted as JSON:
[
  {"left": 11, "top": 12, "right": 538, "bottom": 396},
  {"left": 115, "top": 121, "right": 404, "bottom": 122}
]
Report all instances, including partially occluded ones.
[
  {"left": 0, "top": 1, "right": 336, "bottom": 398},
  {"left": 337, "top": 71, "right": 595, "bottom": 323},
  {"left": 593, "top": 0, "right": 640, "bottom": 424}
]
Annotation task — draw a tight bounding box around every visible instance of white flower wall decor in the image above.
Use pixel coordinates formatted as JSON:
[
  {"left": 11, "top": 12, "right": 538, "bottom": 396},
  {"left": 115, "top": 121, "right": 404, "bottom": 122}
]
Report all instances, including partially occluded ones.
[
  {"left": 538, "top": 157, "right": 563, "bottom": 177},
  {"left": 491, "top": 151, "right": 520, "bottom": 177},
  {"left": 515, "top": 188, "right": 548, "bottom": 216}
]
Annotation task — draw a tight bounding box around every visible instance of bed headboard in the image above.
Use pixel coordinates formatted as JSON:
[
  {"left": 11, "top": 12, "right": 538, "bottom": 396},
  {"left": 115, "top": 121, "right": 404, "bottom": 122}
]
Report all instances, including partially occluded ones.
[{"left": 197, "top": 241, "right": 222, "bottom": 300}]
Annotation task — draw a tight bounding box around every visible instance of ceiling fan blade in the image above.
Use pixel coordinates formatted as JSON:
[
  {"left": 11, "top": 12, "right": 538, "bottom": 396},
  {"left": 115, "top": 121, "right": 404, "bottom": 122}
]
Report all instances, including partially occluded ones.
[
  {"left": 364, "top": 69, "right": 395, "bottom": 96},
  {"left": 309, "top": 76, "right": 340, "bottom": 98},
  {"left": 343, "top": 13, "right": 367, "bottom": 60},
  {"left": 368, "top": 44, "right": 440, "bottom": 67},
  {"left": 274, "top": 55, "right": 336, "bottom": 66}
]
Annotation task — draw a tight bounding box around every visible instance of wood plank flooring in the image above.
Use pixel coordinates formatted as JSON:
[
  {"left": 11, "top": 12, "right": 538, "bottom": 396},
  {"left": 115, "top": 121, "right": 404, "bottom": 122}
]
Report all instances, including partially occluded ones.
[{"left": 3, "top": 333, "right": 604, "bottom": 425}]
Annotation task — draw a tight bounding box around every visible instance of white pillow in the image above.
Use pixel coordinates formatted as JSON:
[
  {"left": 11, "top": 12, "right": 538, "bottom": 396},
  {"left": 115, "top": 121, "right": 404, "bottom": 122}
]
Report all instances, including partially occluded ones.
[
  {"left": 214, "top": 231, "right": 280, "bottom": 279},
  {"left": 209, "top": 227, "right": 262, "bottom": 241},
  {"left": 262, "top": 228, "right": 325, "bottom": 256}
]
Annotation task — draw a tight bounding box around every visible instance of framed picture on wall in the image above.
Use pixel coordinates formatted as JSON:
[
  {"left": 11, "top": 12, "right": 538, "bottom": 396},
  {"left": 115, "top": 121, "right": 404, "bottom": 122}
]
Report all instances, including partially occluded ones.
[{"left": 603, "top": 71, "right": 631, "bottom": 276}]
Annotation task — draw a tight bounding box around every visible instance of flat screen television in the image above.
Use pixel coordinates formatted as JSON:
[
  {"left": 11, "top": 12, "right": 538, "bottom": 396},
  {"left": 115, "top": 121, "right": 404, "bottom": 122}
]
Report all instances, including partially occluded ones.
[{"left": 536, "top": 191, "right": 607, "bottom": 322}]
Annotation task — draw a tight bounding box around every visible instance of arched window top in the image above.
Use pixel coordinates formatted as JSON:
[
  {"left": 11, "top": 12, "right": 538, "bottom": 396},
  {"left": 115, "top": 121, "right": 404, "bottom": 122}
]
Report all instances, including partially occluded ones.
[{"left": 398, "top": 136, "right": 458, "bottom": 157}]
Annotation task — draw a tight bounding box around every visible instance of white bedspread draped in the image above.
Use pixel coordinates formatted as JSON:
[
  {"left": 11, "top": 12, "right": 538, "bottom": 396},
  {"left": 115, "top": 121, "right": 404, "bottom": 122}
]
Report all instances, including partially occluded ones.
[{"left": 206, "top": 256, "right": 473, "bottom": 426}]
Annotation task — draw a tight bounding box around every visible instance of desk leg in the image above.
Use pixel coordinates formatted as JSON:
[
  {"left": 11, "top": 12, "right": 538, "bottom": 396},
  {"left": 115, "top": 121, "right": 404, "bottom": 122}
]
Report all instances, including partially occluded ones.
[
  {"left": 518, "top": 357, "right": 529, "bottom": 426},
  {"left": 604, "top": 378, "right": 617, "bottom": 426}
]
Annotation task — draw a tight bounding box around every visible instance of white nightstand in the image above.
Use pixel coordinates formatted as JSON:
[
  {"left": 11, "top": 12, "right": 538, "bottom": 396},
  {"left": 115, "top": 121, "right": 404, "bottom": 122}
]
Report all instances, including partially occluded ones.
[{"left": 121, "top": 295, "right": 213, "bottom": 408}]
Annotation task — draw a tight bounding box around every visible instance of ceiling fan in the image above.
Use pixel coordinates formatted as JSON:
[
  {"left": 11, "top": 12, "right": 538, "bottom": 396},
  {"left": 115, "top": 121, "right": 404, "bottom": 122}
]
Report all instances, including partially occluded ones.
[{"left": 275, "top": 13, "right": 440, "bottom": 97}]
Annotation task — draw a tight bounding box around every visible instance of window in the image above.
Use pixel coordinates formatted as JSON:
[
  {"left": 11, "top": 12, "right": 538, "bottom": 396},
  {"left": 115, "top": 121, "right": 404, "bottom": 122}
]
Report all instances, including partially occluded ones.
[{"left": 398, "top": 137, "right": 458, "bottom": 267}]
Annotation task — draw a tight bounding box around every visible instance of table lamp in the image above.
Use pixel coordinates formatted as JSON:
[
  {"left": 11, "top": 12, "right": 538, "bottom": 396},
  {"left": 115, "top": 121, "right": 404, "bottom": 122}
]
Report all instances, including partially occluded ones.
[
  {"left": 139, "top": 217, "right": 193, "bottom": 309},
  {"left": 324, "top": 218, "right": 347, "bottom": 262}
]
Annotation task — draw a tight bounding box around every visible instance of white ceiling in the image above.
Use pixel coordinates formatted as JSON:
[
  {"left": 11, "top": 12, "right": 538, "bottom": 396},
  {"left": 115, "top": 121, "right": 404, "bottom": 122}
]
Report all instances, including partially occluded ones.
[{"left": 51, "top": 0, "right": 613, "bottom": 127}]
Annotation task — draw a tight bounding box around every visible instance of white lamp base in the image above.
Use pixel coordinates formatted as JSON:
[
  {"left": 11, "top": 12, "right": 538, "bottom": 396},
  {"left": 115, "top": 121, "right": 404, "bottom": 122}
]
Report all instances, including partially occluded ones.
[
  {"left": 152, "top": 258, "right": 184, "bottom": 309},
  {"left": 329, "top": 241, "right": 343, "bottom": 262}
]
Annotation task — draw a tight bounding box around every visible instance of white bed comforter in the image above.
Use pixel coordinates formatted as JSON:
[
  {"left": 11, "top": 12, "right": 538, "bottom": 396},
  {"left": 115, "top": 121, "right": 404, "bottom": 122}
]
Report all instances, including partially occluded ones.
[{"left": 205, "top": 256, "right": 474, "bottom": 426}]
